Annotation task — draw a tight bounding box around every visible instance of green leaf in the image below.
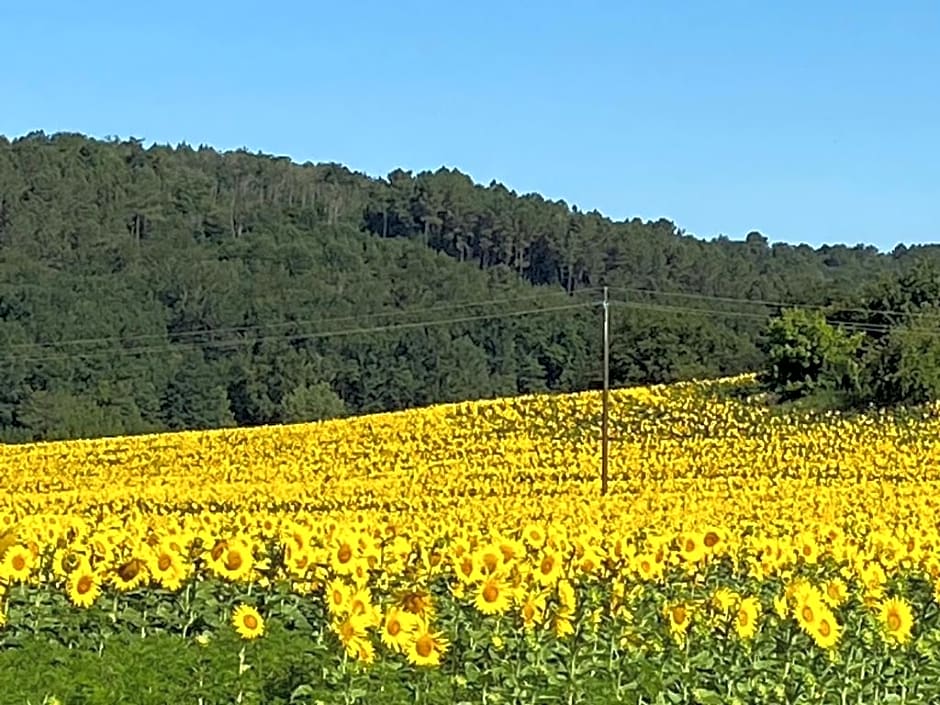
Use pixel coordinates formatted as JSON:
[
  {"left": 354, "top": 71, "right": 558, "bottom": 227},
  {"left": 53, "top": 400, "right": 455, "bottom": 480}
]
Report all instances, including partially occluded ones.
[
  {"left": 464, "top": 662, "right": 481, "bottom": 683},
  {"left": 290, "top": 684, "right": 316, "bottom": 702},
  {"left": 692, "top": 689, "right": 724, "bottom": 705},
  {"left": 689, "top": 648, "right": 715, "bottom": 669}
]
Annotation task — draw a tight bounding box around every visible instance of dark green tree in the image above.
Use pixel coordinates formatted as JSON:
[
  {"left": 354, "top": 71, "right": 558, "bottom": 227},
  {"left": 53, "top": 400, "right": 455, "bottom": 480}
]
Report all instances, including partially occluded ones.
[
  {"left": 280, "top": 382, "right": 347, "bottom": 423},
  {"left": 862, "top": 310, "right": 940, "bottom": 407},
  {"left": 758, "top": 309, "right": 863, "bottom": 401},
  {"left": 159, "top": 352, "right": 235, "bottom": 430}
]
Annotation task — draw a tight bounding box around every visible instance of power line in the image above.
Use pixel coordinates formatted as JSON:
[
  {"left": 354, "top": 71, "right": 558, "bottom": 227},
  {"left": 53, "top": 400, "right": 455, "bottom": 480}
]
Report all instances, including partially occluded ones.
[
  {"left": 606, "top": 285, "right": 921, "bottom": 320},
  {"left": 609, "top": 300, "right": 772, "bottom": 322},
  {"left": 1, "top": 269, "right": 925, "bottom": 337},
  {"left": 0, "top": 300, "right": 596, "bottom": 365},
  {"left": 5, "top": 271, "right": 938, "bottom": 365},
  {"left": 4, "top": 288, "right": 599, "bottom": 353},
  {"left": 609, "top": 299, "right": 939, "bottom": 336},
  {"left": 607, "top": 286, "right": 810, "bottom": 310}
]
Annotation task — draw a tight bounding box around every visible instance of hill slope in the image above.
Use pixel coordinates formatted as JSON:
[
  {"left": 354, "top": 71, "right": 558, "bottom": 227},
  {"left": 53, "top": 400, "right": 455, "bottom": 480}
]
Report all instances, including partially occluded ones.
[
  {"left": 3, "top": 377, "right": 940, "bottom": 701},
  {"left": 7, "top": 374, "right": 939, "bottom": 525},
  {"left": 1, "top": 131, "right": 937, "bottom": 441}
]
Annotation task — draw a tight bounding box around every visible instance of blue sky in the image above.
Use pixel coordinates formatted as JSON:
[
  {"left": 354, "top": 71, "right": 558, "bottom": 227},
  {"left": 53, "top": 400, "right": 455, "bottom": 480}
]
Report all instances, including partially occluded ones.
[{"left": 2, "top": 1, "right": 938, "bottom": 250}]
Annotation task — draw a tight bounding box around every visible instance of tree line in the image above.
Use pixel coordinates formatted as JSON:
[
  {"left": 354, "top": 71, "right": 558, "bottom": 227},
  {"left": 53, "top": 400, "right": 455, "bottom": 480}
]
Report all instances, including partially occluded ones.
[
  {"left": 1, "top": 131, "right": 938, "bottom": 441},
  {"left": 759, "top": 261, "right": 940, "bottom": 410}
]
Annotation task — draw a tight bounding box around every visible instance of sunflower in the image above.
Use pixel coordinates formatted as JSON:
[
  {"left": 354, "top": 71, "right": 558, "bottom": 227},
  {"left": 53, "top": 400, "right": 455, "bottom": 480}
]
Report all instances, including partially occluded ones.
[
  {"left": 734, "top": 596, "right": 761, "bottom": 640},
  {"left": 474, "top": 542, "right": 505, "bottom": 576},
  {"left": 380, "top": 606, "right": 419, "bottom": 652},
  {"left": 533, "top": 550, "right": 564, "bottom": 587},
  {"left": 284, "top": 542, "right": 312, "bottom": 579},
  {"left": 701, "top": 527, "right": 725, "bottom": 555},
  {"left": 797, "top": 533, "right": 820, "bottom": 564},
  {"left": 795, "top": 594, "right": 819, "bottom": 632},
  {"left": 632, "top": 552, "right": 663, "bottom": 582},
  {"left": 521, "top": 523, "right": 546, "bottom": 549},
  {"left": 406, "top": 620, "right": 448, "bottom": 667},
  {"left": 332, "top": 612, "right": 372, "bottom": 659},
  {"left": 711, "top": 587, "right": 740, "bottom": 615},
  {"left": 0, "top": 527, "right": 18, "bottom": 559},
  {"left": 51, "top": 548, "right": 84, "bottom": 579},
  {"left": 231, "top": 604, "right": 265, "bottom": 640},
  {"left": 325, "top": 578, "right": 353, "bottom": 617},
  {"left": 398, "top": 588, "right": 435, "bottom": 620},
  {"left": 879, "top": 597, "right": 914, "bottom": 645},
  {"left": 258, "top": 514, "right": 280, "bottom": 539},
  {"left": 67, "top": 561, "right": 101, "bottom": 608},
  {"left": 860, "top": 561, "right": 887, "bottom": 594},
  {"left": 348, "top": 560, "right": 372, "bottom": 589},
  {"left": 284, "top": 523, "right": 312, "bottom": 555},
  {"left": 1, "top": 544, "right": 34, "bottom": 583},
  {"left": 557, "top": 579, "right": 577, "bottom": 612},
  {"left": 785, "top": 577, "right": 812, "bottom": 603},
  {"left": 611, "top": 536, "right": 634, "bottom": 563},
  {"left": 417, "top": 545, "right": 444, "bottom": 575},
  {"left": 664, "top": 602, "right": 693, "bottom": 643},
  {"left": 453, "top": 552, "right": 479, "bottom": 584},
  {"left": 553, "top": 607, "right": 575, "bottom": 638},
  {"left": 576, "top": 545, "right": 604, "bottom": 575},
  {"left": 809, "top": 609, "right": 840, "bottom": 650},
  {"left": 496, "top": 536, "right": 526, "bottom": 564},
  {"left": 151, "top": 542, "right": 188, "bottom": 591},
  {"left": 349, "top": 586, "right": 381, "bottom": 627},
  {"left": 352, "top": 636, "right": 376, "bottom": 664},
  {"left": 519, "top": 591, "right": 548, "bottom": 630},
  {"left": 678, "top": 533, "right": 706, "bottom": 565},
  {"left": 210, "top": 538, "right": 254, "bottom": 582},
  {"left": 110, "top": 557, "right": 149, "bottom": 592},
  {"left": 879, "top": 537, "right": 903, "bottom": 569},
  {"left": 822, "top": 578, "right": 848, "bottom": 608},
  {"left": 328, "top": 535, "right": 359, "bottom": 576},
  {"left": 474, "top": 574, "right": 512, "bottom": 615}
]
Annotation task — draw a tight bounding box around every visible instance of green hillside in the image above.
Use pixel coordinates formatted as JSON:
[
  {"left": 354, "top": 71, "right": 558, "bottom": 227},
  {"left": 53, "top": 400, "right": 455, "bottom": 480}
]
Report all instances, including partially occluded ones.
[{"left": 0, "top": 131, "right": 935, "bottom": 441}]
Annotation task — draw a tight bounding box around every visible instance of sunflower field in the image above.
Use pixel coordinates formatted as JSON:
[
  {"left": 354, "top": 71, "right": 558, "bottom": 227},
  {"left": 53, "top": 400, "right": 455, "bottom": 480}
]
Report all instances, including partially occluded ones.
[{"left": 2, "top": 374, "right": 940, "bottom": 704}]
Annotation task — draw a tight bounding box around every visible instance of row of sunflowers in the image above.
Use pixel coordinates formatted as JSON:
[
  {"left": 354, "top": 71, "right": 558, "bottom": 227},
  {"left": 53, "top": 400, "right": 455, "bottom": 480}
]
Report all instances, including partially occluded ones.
[{"left": 3, "top": 374, "right": 940, "bottom": 703}]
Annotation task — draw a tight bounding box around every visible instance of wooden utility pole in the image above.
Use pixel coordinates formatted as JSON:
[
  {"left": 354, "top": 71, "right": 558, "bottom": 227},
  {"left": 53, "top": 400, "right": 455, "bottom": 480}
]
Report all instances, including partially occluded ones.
[{"left": 601, "top": 285, "right": 610, "bottom": 495}]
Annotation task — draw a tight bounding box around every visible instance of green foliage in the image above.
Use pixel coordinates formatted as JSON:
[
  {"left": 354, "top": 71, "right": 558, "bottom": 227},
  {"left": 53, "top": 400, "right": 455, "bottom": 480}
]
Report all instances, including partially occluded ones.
[
  {"left": 760, "top": 260, "right": 940, "bottom": 411},
  {"left": 280, "top": 381, "right": 347, "bottom": 423},
  {"left": 16, "top": 386, "right": 154, "bottom": 441},
  {"left": 159, "top": 352, "right": 235, "bottom": 430},
  {"left": 863, "top": 309, "right": 940, "bottom": 407},
  {"left": 3, "top": 573, "right": 940, "bottom": 705},
  {"left": 758, "top": 309, "right": 863, "bottom": 401},
  {"left": 1, "top": 130, "right": 937, "bottom": 440}
]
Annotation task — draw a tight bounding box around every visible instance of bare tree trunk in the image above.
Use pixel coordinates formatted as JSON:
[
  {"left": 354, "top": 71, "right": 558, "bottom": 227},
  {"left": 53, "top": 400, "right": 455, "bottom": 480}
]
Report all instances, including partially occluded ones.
[{"left": 230, "top": 179, "right": 239, "bottom": 238}]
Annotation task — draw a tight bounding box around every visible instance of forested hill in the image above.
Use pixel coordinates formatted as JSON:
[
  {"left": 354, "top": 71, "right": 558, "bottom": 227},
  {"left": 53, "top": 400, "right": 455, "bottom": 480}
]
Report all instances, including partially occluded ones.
[{"left": 0, "top": 131, "right": 935, "bottom": 442}]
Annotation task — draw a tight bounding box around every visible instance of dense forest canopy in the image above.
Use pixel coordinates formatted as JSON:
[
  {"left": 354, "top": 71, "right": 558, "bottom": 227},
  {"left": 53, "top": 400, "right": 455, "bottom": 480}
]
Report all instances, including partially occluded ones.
[{"left": 0, "top": 131, "right": 937, "bottom": 442}]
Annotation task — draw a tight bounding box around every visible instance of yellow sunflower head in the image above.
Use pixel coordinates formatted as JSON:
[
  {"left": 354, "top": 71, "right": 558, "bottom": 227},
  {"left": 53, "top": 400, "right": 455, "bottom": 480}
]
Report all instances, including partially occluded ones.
[
  {"left": 474, "top": 574, "right": 513, "bottom": 616},
  {"left": 879, "top": 597, "right": 914, "bottom": 645},
  {"left": 1, "top": 544, "right": 35, "bottom": 583},
  {"left": 405, "top": 620, "right": 448, "bottom": 667},
  {"left": 231, "top": 604, "right": 265, "bottom": 640},
  {"left": 67, "top": 562, "right": 101, "bottom": 609}
]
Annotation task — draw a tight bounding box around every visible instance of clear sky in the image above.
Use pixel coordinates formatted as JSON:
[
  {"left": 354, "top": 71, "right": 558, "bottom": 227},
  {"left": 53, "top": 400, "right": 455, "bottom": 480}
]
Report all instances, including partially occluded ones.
[{"left": 2, "top": 1, "right": 938, "bottom": 250}]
